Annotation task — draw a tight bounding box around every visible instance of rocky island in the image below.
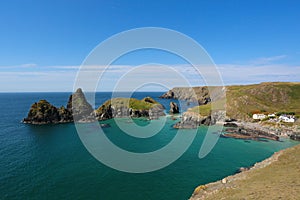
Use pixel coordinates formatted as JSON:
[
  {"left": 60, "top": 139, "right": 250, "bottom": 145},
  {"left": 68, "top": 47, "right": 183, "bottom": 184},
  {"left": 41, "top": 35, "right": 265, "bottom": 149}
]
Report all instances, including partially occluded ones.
[
  {"left": 23, "top": 89, "right": 165, "bottom": 124},
  {"left": 94, "top": 97, "right": 165, "bottom": 120},
  {"left": 23, "top": 88, "right": 94, "bottom": 124}
]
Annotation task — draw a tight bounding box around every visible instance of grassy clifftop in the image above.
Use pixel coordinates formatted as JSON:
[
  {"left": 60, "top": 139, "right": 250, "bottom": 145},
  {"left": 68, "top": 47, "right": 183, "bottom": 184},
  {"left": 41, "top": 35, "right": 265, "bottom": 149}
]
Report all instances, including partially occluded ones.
[
  {"left": 187, "top": 82, "right": 300, "bottom": 120},
  {"left": 190, "top": 144, "right": 300, "bottom": 200},
  {"left": 96, "top": 97, "right": 160, "bottom": 113}
]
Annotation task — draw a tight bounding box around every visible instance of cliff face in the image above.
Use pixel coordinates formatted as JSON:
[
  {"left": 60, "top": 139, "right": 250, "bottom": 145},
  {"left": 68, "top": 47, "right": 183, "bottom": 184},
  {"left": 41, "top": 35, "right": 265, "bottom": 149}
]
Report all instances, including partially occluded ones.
[
  {"left": 160, "top": 86, "right": 211, "bottom": 105},
  {"left": 173, "top": 111, "right": 210, "bottom": 128},
  {"left": 95, "top": 97, "right": 165, "bottom": 120},
  {"left": 173, "top": 110, "right": 225, "bottom": 128}
]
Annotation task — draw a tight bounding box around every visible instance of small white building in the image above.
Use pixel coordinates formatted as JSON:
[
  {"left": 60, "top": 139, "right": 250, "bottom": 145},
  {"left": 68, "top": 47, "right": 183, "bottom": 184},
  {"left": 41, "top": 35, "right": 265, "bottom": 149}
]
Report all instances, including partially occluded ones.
[
  {"left": 279, "top": 115, "right": 295, "bottom": 123},
  {"left": 253, "top": 114, "right": 266, "bottom": 120}
]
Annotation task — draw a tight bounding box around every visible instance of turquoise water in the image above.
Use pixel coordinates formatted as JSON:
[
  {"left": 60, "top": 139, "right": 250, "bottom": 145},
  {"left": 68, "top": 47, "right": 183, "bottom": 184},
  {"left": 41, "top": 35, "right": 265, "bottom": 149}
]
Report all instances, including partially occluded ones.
[{"left": 0, "top": 92, "right": 298, "bottom": 200}]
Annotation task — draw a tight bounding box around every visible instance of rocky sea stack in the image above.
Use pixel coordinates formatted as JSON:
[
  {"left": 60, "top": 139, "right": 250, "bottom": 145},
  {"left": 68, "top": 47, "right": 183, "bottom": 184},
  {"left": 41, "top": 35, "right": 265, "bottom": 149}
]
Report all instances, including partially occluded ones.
[
  {"left": 23, "top": 90, "right": 165, "bottom": 124},
  {"left": 67, "top": 88, "right": 95, "bottom": 122},
  {"left": 169, "top": 102, "right": 179, "bottom": 114},
  {"left": 23, "top": 88, "right": 94, "bottom": 124}
]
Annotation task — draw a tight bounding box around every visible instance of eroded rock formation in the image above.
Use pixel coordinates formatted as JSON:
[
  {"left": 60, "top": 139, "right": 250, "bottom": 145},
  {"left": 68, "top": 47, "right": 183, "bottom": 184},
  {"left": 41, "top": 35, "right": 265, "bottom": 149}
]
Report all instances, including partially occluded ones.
[{"left": 169, "top": 102, "right": 179, "bottom": 114}]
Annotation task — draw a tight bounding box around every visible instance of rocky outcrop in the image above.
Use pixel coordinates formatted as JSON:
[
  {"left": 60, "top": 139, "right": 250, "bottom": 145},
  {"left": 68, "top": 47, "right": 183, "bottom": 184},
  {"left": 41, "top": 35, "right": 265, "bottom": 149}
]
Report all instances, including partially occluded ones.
[
  {"left": 23, "top": 88, "right": 94, "bottom": 124},
  {"left": 173, "top": 111, "right": 211, "bottom": 129},
  {"left": 67, "top": 88, "right": 95, "bottom": 122},
  {"left": 24, "top": 91, "right": 166, "bottom": 125},
  {"left": 169, "top": 102, "right": 179, "bottom": 114},
  {"left": 23, "top": 100, "right": 72, "bottom": 124},
  {"left": 57, "top": 106, "right": 73, "bottom": 123},
  {"left": 223, "top": 122, "right": 238, "bottom": 127},
  {"left": 173, "top": 110, "right": 225, "bottom": 129},
  {"left": 160, "top": 87, "right": 211, "bottom": 105},
  {"left": 95, "top": 97, "right": 165, "bottom": 121},
  {"left": 149, "top": 104, "right": 165, "bottom": 119},
  {"left": 222, "top": 126, "right": 280, "bottom": 141}
]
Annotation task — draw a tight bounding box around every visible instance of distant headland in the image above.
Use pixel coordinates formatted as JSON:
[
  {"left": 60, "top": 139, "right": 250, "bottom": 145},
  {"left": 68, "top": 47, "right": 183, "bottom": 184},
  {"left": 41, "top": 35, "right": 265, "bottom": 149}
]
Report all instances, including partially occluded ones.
[{"left": 160, "top": 82, "right": 300, "bottom": 141}]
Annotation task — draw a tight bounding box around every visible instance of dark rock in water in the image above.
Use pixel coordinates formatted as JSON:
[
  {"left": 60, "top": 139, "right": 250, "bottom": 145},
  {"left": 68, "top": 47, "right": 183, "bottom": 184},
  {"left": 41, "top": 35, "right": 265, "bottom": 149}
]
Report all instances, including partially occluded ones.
[
  {"left": 23, "top": 100, "right": 70, "bottom": 124},
  {"left": 57, "top": 106, "right": 73, "bottom": 123},
  {"left": 224, "top": 122, "right": 238, "bottom": 127},
  {"left": 290, "top": 134, "right": 300, "bottom": 141},
  {"left": 23, "top": 88, "right": 94, "bottom": 124},
  {"left": 223, "top": 126, "right": 280, "bottom": 141},
  {"left": 67, "top": 88, "right": 94, "bottom": 122},
  {"left": 169, "top": 102, "right": 179, "bottom": 114}
]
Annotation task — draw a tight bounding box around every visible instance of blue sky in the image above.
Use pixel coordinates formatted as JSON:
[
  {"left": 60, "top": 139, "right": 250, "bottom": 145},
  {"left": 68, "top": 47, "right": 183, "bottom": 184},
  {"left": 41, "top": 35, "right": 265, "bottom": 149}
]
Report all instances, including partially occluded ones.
[{"left": 0, "top": 0, "right": 300, "bottom": 91}]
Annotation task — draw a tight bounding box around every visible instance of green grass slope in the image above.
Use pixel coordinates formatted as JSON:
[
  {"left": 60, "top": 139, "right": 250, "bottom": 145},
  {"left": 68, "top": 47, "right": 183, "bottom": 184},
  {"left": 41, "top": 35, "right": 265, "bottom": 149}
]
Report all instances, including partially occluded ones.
[
  {"left": 96, "top": 97, "right": 160, "bottom": 113},
  {"left": 226, "top": 82, "right": 300, "bottom": 120},
  {"left": 190, "top": 82, "right": 300, "bottom": 120},
  {"left": 191, "top": 144, "right": 300, "bottom": 200}
]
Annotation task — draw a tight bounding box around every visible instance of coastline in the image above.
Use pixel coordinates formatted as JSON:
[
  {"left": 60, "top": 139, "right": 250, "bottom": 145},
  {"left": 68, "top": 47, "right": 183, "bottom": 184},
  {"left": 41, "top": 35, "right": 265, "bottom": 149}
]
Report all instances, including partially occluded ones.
[
  {"left": 189, "top": 143, "right": 300, "bottom": 199},
  {"left": 226, "top": 121, "right": 300, "bottom": 141}
]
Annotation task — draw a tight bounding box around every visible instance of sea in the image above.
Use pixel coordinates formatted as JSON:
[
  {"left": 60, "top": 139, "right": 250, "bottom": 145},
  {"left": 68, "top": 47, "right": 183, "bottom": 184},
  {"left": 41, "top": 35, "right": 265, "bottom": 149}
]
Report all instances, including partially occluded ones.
[{"left": 0, "top": 92, "right": 298, "bottom": 200}]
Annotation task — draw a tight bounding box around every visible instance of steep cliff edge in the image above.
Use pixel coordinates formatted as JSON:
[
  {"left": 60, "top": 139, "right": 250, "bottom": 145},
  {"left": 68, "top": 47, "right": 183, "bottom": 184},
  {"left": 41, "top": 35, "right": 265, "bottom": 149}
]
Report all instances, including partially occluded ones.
[{"left": 160, "top": 86, "right": 211, "bottom": 104}]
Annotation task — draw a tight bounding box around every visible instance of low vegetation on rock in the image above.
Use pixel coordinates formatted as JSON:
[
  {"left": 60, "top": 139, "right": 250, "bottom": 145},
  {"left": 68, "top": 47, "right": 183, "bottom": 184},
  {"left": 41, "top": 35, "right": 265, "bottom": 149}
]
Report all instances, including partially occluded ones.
[
  {"left": 23, "top": 92, "right": 165, "bottom": 124},
  {"left": 94, "top": 97, "right": 165, "bottom": 120}
]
